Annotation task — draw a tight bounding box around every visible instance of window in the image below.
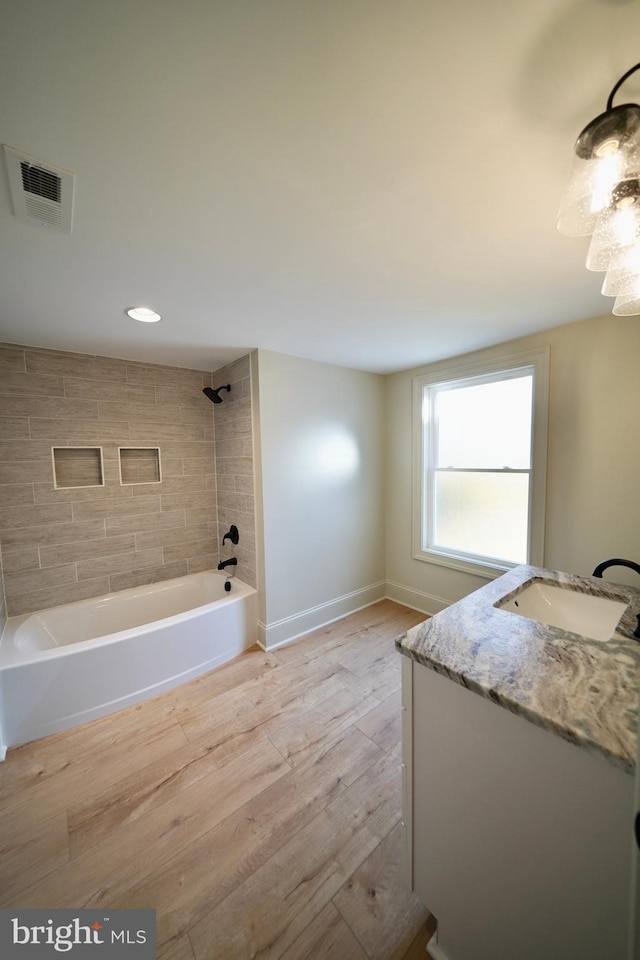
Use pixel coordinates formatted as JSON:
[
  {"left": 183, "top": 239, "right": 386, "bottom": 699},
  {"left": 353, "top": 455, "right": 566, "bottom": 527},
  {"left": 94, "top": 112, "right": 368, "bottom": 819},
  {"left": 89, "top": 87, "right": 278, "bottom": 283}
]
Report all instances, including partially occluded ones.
[{"left": 413, "top": 348, "right": 549, "bottom": 577}]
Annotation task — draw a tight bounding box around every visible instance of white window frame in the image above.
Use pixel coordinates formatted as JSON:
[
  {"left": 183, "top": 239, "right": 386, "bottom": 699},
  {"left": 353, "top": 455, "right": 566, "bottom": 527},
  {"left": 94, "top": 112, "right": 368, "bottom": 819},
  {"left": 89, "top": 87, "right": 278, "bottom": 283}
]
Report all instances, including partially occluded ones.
[{"left": 412, "top": 347, "right": 549, "bottom": 579}]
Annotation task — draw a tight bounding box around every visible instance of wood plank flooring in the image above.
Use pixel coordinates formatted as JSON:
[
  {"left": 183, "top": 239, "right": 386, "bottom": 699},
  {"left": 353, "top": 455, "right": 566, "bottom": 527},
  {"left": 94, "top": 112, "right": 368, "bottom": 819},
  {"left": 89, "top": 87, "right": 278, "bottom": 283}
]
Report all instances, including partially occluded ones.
[{"left": 0, "top": 600, "right": 436, "bottom": 959}]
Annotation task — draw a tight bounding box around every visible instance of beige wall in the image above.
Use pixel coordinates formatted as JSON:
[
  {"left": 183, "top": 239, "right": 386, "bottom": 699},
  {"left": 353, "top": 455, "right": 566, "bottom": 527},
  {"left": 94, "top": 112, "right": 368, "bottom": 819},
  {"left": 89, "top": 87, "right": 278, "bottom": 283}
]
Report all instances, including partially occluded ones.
[
  {"left": 385, "top": 314, "right": 640, "bottom": 611},
  {"left": 0, "top": 343, "right": 220, "bottom": 617},
  {"left": 212, "top": 354, "right": 256, "bottom": 588},
  {"left": 254, "top": 349, "right": 386, "bottom": 648}
]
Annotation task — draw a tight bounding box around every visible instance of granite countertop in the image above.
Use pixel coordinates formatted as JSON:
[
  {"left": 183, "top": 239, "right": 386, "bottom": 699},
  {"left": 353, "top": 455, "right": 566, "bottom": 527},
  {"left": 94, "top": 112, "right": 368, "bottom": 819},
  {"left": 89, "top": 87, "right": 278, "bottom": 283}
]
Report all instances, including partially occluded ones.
[{"left": 396, "top": 564, "right": 640, "bottom": 774}]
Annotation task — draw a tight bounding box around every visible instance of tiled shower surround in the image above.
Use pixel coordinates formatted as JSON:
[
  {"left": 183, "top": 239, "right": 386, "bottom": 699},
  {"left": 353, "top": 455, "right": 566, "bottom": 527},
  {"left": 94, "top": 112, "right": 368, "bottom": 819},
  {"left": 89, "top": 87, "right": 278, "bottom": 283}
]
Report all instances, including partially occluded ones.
[
  {"left": 212, "top": 356, "right": 256, "bottom": 589},
  {"left": 0, "top": 343, "right": 256, "bottom": 618}
]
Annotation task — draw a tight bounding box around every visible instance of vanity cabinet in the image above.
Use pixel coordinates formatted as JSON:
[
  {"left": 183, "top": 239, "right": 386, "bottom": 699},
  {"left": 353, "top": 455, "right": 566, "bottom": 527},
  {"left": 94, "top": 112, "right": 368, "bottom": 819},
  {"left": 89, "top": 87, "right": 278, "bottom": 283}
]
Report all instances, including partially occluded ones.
[{"left": 402, "top": 655, "right": 634, "bottom": 960}]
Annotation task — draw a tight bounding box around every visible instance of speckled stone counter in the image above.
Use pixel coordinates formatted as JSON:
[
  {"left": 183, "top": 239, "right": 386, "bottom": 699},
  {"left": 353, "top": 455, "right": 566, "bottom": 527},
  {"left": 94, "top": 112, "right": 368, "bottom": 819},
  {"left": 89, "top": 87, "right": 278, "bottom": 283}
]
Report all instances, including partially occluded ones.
[{"left": 396, "top": 564, "right": 640, "bottom": 773}]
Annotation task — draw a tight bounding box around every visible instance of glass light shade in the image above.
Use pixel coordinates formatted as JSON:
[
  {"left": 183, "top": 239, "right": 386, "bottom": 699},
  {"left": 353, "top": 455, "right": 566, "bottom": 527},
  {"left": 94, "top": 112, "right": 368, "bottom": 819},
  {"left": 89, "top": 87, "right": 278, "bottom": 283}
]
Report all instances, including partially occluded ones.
[
  {"left": 557, "top": 151, "right": 626, "bottom": 236},
  {"left": 557, "top": 104, "right": 640, "bottom": 237},
  {"left": 601, "top": 253, "right": 640, "bottom": 295},
  {"left": 613, "top": 291, "right": 640, "bottom": 314},
  {"left": 586, "top": 199, "right": 640, "bottom": 271}
]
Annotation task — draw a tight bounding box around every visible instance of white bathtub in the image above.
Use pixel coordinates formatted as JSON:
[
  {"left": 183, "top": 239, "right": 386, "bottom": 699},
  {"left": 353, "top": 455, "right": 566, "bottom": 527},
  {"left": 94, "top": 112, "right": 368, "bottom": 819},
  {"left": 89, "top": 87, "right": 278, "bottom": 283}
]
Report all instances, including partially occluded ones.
[{"left": 0, "top": 571, "right": 257, "bottom": 756}]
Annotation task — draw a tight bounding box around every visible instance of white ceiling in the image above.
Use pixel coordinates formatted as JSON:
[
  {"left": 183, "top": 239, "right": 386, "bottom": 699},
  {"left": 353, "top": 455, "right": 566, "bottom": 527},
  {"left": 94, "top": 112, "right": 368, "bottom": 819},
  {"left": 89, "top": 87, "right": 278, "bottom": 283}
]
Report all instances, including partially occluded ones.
[{"left": 1, "top": 0, "right": 639, "bottom": 375}]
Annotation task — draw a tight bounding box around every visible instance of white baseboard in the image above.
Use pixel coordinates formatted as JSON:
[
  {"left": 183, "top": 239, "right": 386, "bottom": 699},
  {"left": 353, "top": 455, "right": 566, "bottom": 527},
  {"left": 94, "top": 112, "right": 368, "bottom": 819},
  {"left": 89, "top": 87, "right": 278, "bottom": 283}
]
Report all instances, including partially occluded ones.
[
  {"left": 426, "top": 929, "right": 449, "bottom": 960},
  {"left": 385, "top": 579, "right": 450, "bottom": 617},
  {"left": 257, "top": 579, "right": 450, "bottom": 651},
  {"left": 258, "top": 580, "right": 387, "bottom": 651}
]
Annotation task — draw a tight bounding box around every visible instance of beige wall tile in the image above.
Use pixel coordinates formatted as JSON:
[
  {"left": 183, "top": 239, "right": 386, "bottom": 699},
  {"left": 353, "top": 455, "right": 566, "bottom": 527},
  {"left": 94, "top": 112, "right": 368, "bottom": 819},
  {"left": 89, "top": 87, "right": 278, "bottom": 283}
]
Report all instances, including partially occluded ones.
[
  {"left": 215, "top": 437, "right": 253, "bottom": 459},
  {"left": 155, "top": 385, "right": 213, "bottom": 406},
  {"left": 0, "top": 345, "right": 26, "bottom": 373},
  {"left": 33, "top": 480, "right": 133, "bottom": 503},
  {"left": 77, "top": 548, "right": 164, "bottom": 580},
  {"left": 7, "top": 577, "right": 111, "bottom": 617},
  {"left": 0, "top": 418, "right": 30, "bottom": 438},
  {"left": 182, "top": 457, "right": 216, "bottom": 476},
  {"left": 129, "top": 423, "right": 205, "bottom": 442},
  {"left": 105, "top": 510, "right": 185, "bottom": 536},
  {"left": 0, "top": 372, "right": 65, "bottom": 397},
  {"left": 0, "top": 518, "right": 106, "bottom": 548},
  {"left": 30, "top": 419, "right": 127, "bottom": 441},
  {"left": 0, "top": 461, "right": 53, "bottom": 485},
  {"left": 100, "top": 446, "right": 121, "bottom": 462},
  {"left": 1, "top": 545, "right": 41, "bottom": 574},
  {"left": 131, "top": 475, "right": 206, "bottom": 497},
  {"left": 180, "top": 405, "right": 214, "bottom": 425},
  {"left": 162, "top": 539, "right": 218, "bottom": 564},
  {"left": 98, "top": 401, "right": 182, "bottom": 423},
  {"left": 108, "top": 560, "right": 188, "bottom": 593},
  {"left": 215, "top": 456, "right": 253, "bottom": 476},
  {"left": 25, "top": 349, "right": 128, "bottom": 382},
  {"left": 234, "top": 475, "right": 254, "bottom": 495},
  {"left": 154, "top": 441, "right": 213, "bottom": 460},
  {"left": 64, "top": 379, "right": 156, "bottom": 403},
  {"left": 125, "top": 362, "right": 205, "bottom": 389},
  {"left": 0, "top": 502, "right": 73, "bottom": 530},
  {"left": 215, "top": 492, "right": 254, "bottom": 516},
  {"left": 0, "top": 439, "right": 58, "bottom": 461},
  {"left": 215, "top": 474, "right": 236, "bottom": 493},
  {"left": 187, "top": 554, "right": 218, "bottom": 573},
  {"left": 159, "top": 492, "right": 212, "bottom": 512},
  {"left": 4, "top": 563, "right": 78, "bottom": 601},
  {"left": 0, "top": 483, "right": 35, "bottom": 506},
  {"left": 184, "top": 507, "right": 217, "bottom": 527},
  {"left": 214, "top": 416, "right": 252, "bottom": 440},
  {"left": 72, "top": 495, "right": 161, "bottom": 521},
  {"left": 135, "top": 523, "right": 209, "bottom": 551},
  {"left": 39, "top": 535, "right": 136, "bottom": 568},
  {"left": 216, "top": 396, "right": 251, "bottom": 423},
  {"left": 160, "top": 458, "right": 183, "bottom": 477},
  {"left": 0, "top": 397, "right": 99, "bottom": 419},
  {"left": 213, "top": 355, "right": 250, "bottom": 385}
]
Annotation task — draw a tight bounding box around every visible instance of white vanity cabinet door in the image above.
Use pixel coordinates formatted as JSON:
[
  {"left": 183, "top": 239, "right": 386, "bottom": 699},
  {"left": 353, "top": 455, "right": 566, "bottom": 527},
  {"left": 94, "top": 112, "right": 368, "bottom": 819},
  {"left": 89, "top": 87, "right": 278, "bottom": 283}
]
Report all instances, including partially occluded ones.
[
  {"left": 629, "top": 708, "right": 640, "bottom": 960},
  {"left": 409, "top": 659, "right": 634, "bottom": 960},
  {"left": 400, "top": 654, "right": 413, "bottom": 890}
]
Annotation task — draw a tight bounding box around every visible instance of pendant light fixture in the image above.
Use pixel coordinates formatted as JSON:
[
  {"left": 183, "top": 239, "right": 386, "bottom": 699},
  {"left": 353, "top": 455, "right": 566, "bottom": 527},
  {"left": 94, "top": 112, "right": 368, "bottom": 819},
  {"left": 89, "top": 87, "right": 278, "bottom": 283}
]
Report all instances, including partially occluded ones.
[{"left": 557, "top": 62, "right": 640, "bottom": 315}]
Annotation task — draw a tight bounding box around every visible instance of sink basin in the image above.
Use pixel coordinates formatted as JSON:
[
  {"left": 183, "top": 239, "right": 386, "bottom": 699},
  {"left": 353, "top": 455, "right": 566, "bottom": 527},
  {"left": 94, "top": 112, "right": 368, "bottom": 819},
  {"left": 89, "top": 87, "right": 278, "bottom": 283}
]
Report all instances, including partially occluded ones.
[{"left": 495, "top": 580, "right": 628, "bottom": 642}]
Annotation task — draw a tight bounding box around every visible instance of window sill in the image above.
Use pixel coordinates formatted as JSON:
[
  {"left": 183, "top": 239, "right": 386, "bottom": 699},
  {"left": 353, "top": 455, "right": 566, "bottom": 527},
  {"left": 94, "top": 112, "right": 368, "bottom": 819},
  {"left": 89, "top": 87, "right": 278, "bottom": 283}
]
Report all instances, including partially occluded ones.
[{"left": 412, "top": 548, "right": 516, "bottom": 580}]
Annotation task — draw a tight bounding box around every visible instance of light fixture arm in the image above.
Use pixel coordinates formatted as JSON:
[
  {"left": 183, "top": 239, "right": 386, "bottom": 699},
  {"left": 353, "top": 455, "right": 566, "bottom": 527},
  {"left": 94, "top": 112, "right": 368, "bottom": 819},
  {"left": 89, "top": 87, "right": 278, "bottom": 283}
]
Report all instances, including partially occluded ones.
[{"left": 606, "top": 62, "right": 640, "bottom": 112}]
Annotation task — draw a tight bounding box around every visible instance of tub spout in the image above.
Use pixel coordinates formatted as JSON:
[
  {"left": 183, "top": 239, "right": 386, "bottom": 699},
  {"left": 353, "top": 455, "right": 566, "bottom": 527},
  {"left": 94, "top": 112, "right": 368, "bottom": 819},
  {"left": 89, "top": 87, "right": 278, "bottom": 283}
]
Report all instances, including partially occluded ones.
[{"left": 218, "top": 557, "right": 238, "bottom": 570}]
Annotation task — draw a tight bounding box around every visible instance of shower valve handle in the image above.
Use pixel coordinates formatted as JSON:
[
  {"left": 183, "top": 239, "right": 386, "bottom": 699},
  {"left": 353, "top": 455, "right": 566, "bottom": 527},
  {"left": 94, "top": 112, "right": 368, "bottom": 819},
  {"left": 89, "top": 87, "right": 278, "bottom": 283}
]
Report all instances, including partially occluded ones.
[{"left": 222, "top": 524, "right": 239, "bottom": 545}]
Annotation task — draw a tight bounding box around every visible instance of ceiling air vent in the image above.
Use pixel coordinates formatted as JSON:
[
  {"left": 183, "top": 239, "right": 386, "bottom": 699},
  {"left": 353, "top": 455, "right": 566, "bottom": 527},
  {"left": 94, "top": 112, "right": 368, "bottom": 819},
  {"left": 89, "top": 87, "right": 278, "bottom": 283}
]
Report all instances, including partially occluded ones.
[{"left": 2, "top": 145, "right": 75, "bottom": 233}]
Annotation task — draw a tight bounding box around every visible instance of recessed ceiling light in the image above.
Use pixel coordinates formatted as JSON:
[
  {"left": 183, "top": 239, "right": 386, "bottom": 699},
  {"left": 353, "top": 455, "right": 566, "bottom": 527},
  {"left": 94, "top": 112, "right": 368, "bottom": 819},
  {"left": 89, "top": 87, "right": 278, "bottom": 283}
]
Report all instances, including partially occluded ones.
[{"left": 126, "top": 306, "right": 162, "bottom": 323}]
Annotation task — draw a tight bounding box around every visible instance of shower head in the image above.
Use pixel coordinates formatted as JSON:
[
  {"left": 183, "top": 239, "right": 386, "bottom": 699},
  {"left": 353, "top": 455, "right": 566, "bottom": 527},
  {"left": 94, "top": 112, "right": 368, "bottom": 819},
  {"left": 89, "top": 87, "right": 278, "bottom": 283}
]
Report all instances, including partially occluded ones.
[{"left": 202, "top": 384, "right": 231, "bottom": 404}]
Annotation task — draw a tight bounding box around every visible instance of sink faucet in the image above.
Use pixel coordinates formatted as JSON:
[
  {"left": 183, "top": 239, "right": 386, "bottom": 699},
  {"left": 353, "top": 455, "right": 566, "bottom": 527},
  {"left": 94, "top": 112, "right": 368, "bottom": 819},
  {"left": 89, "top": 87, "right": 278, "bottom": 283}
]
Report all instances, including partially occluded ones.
[
  {"left": 592, "top": 557, "right": 640, "bottom": 579},
  {"left": 592, "top": 558, "right": 640, "bottom": 639},
  {"left": 218, "top": 557, "right": 238, "bottom": 571}
]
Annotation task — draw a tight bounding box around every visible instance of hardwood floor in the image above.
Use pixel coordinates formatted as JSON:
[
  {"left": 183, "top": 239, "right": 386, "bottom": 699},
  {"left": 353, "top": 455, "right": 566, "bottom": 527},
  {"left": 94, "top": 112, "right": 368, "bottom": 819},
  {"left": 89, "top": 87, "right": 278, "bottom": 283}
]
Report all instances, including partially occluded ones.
[{"left": 0, "top": 600, "right": 436, "bottom": 959}]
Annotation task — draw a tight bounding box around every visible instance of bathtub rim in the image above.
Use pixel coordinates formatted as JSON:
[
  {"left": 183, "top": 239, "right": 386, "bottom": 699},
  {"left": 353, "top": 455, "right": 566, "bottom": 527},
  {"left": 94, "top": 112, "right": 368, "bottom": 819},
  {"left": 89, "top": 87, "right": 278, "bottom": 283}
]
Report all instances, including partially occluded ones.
[{"left": 0, "top": 571, "right": 256, "bottom": 669}]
